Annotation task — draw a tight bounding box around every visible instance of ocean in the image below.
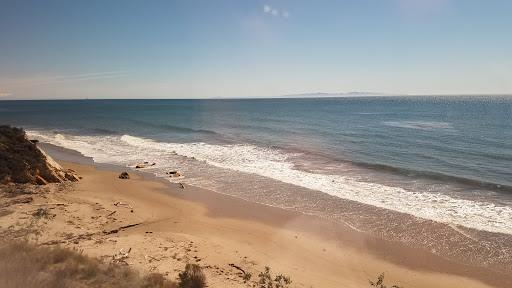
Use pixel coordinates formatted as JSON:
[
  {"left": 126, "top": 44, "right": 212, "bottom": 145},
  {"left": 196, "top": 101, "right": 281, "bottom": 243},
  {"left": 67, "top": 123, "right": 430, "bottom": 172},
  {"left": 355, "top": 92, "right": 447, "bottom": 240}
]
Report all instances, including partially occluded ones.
[{"left": 1, "top": 96, "right": 512, "bottom": 269}]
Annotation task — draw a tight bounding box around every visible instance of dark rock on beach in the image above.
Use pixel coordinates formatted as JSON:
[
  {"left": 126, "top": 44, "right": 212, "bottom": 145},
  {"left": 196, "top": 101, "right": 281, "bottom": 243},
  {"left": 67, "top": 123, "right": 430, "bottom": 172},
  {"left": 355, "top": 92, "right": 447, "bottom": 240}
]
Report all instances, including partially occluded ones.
[
  {"left": 119, "top": 172, "right": 130, "bottom": 179},
  {"left": 166, "top": 170, "right": 181, "bottom": 177}
]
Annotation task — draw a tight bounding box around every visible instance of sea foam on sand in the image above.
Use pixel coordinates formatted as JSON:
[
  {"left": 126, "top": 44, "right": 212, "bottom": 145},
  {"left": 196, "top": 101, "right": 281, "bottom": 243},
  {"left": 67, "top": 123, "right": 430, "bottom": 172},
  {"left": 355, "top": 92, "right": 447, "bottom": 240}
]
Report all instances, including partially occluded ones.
[{"left": 28, "top": 130, "right": 512, "bottom": 235}]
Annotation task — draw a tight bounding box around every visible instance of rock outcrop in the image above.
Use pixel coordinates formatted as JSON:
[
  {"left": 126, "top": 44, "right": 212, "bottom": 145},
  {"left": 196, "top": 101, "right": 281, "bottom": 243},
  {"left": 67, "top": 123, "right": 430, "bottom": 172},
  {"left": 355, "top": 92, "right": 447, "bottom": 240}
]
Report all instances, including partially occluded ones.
[{"left": 0, "top": 126, "right": 79, "bottom": 185}]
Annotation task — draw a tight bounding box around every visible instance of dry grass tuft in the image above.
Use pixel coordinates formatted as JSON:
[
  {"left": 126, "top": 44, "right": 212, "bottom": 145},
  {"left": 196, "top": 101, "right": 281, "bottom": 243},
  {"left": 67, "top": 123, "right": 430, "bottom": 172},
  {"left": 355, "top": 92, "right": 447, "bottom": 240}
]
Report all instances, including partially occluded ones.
[
  {"left": 178, "top": 264, "right": 206, "bottom": 288},
  {"left": 142, "top": 273, "right": 178, "bottom": 288},
  {"left": 0, "top": 241, "right": 177, "bottom": 288},
  {"left": 32, "top": 207, "right": 54, "bottom": 219},
  {"left": 258, "top": 266, "right": 292, "bottom": 288}
]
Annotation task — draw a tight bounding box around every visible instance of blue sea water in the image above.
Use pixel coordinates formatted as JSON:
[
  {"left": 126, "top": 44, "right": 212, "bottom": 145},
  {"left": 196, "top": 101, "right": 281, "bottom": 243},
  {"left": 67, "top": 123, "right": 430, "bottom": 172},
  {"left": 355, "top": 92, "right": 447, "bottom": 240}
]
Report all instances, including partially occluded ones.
[{"left": 1, "top": 96, "right": 512, "bottom": 237}]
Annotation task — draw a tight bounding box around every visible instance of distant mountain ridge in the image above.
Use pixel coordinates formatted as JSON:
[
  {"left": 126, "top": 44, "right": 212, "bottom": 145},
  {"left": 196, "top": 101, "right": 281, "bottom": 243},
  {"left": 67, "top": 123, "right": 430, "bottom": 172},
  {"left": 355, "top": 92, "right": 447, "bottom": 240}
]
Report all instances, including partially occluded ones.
[{"left": 280, "top": 91, "right": 392, "bottom": 98}]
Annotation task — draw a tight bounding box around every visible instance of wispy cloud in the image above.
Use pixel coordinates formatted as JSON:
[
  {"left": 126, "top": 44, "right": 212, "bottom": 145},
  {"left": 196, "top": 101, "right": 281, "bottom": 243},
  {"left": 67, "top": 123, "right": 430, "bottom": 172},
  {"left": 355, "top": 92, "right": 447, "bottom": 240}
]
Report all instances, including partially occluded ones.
[
  {"left": 263, "top": 4, "right": 289, "bottom": 19},
  {"left": 30, "top": 71, "right": 128, "bottom": 86},
  {"left": 0, "top": 71, "right": 128, "bottom": 89},
  {"left": 51, "top": 71, "right": 128, "bottom": 81}
]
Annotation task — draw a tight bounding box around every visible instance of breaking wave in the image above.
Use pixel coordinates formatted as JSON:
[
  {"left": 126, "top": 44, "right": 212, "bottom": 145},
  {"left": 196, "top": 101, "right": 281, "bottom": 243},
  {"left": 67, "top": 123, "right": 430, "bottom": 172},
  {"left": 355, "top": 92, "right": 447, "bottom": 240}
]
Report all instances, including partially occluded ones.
[
  {"left": 383, "top": 121, "right": 454, "bottom": 130},
  {"left": 28, "top": 130, "right": 512, "bottom": 235}
]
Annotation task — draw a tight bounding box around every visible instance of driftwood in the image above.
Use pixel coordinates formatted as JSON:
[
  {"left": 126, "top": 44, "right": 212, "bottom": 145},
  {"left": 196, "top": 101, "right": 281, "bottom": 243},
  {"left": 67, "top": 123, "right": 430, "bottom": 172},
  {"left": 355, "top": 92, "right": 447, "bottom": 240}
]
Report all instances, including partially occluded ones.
[
  {"left": 7, "top": 196, "right": 33, "bottom": 205},
  {"left": 40, "top": 239, "right": 66, "bottom": 246},
  {"left": 114, "top": 201, "right": 133, "bottom": 209},
  {"left": 229, "top": 263, "right": 246, "bottom": 274},
  {"left": 135, "top": 162, "right": 155, "bottom": 169},
  {"left": 103, "top": 222, "right": 143, "bottom": 235},
  {"left": 145, "top": 255, "right": 159, "bottom": 262},
  {"left": 106, "top": 210, "right": 117, "bottom": 217},
  {"left": 33, "top": 203, "right": 66, "bottom": 206},
  {"left": 120, "top": 223, "right": 141, "bottom": 229},
  {"left": 112, "top": 247, "right": 131, "bottom": 264}
]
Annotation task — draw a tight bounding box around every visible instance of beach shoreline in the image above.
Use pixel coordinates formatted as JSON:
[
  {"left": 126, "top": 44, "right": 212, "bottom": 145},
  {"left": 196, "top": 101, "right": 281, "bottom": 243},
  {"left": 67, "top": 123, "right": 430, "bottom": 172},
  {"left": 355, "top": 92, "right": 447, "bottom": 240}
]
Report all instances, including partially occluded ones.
[{"left": 5, "top": 142, "right": 504, "bottom": 287}]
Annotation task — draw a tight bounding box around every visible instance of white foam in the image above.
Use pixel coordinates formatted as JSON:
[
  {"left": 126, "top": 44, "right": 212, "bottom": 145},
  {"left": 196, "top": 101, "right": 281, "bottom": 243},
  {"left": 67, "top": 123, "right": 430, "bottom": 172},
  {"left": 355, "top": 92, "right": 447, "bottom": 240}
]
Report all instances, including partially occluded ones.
[
  {"left": 383, "top": 121, "right": 454, "bottom": 130},
  {"left": 28, "top": 130, "right": 512, "bottom": 235}
]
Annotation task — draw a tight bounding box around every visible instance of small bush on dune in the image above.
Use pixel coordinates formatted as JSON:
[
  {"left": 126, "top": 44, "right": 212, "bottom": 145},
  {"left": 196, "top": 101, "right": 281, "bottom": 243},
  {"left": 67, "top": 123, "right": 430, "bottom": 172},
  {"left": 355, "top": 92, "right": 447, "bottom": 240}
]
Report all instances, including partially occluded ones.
[
  {"left": 369, "top": 273, "right": 402, "bottom": 288},
  {"left": 258, "top": 266, "right": 292, "bottom": 288},
  {"left": 258, "top": 266, "right": 273, "bottom": 287},
  {"left": 274, "top": 274, "right": 292, "bottom": 287},
  {"left": 242, "top": 271, "right": 252, "bottom": 282},
  {"left": 32, "top": 207, "right": 53, "bottom": 219},
  {"left": 178, "top": 264, "right": 206, "bottom": 288}
]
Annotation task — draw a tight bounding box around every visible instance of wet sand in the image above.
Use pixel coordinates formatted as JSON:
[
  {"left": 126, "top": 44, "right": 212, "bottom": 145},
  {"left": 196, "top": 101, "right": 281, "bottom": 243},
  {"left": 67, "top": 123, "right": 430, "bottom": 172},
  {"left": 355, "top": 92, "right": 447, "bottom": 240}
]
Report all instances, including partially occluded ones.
[
  {"left": 35, "top": 154, "right": 510, "bottom": 287},
  {"left": 1, "top": 142, "right": 506, "bottom": 287}
]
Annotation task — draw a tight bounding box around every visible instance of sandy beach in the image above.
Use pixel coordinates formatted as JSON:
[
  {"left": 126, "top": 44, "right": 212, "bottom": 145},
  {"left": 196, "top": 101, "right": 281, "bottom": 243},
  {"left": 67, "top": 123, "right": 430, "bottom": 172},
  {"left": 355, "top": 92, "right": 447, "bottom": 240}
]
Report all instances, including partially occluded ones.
[
  {"left": 2, "top": 144, "right": 510, "bottom": 288},
  {"left": 2, "top": 1, "right": 512, "bottom": 287}
]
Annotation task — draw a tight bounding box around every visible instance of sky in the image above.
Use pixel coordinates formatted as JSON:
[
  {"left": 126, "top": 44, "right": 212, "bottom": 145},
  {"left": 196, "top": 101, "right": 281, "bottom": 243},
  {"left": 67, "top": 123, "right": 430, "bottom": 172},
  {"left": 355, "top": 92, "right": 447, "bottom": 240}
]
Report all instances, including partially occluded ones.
[{"left": 0, "top": 0, "right": 511, "bottom": 99}]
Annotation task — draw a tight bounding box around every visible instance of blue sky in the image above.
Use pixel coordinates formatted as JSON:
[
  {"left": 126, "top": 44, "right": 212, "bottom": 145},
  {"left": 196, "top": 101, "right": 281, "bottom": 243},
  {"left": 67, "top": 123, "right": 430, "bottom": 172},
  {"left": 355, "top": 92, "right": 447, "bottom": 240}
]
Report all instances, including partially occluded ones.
[{"left": 0, "top": 0, "right": 511, "bottom": 99}]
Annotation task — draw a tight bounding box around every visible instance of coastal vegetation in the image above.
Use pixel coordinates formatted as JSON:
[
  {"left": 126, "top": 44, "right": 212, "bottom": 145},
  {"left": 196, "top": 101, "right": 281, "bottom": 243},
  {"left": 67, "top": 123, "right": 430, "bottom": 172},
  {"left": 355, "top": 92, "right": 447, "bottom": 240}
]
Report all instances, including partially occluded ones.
[
  {"left": 369, "top": 273, "right": 402, "bottom": 288},
  {"left": 0, "top": 241, "right": 179, "bottom": 288},
  {"left": 257, "top": 266, "right": 292, "bottom": 288},
  {"left": 0, "top": 240, "right": 403, "bottom": 288},
  {"left": 178, "top": 264, "right": 206, "bottom": 288}
]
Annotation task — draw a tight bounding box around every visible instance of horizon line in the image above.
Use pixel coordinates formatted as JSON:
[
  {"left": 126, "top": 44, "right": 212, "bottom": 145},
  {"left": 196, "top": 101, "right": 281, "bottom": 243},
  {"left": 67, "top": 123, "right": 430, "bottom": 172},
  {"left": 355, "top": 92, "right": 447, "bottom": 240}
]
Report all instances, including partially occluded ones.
[{"left": 2, "top": 93, "right": 512, "bottom": 101}]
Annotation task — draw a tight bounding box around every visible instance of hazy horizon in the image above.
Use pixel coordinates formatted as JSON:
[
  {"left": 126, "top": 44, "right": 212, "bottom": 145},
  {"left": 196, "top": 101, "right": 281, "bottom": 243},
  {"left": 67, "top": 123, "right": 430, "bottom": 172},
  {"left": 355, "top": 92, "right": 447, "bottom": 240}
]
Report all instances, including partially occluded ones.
[
  {"left": 3, "top": 93, "right": 512, "bottom": 101},
  {"left": 1, "top": 0, "right": 511, "bottom": 100}
]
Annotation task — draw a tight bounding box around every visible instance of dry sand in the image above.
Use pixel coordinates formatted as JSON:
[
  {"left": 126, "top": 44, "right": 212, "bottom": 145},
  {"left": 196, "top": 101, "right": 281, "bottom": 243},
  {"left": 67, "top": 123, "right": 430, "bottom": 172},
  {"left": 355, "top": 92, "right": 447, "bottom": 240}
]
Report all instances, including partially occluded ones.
[{"left": 1, "top": 159, "right": 509, "bottom": 288}]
